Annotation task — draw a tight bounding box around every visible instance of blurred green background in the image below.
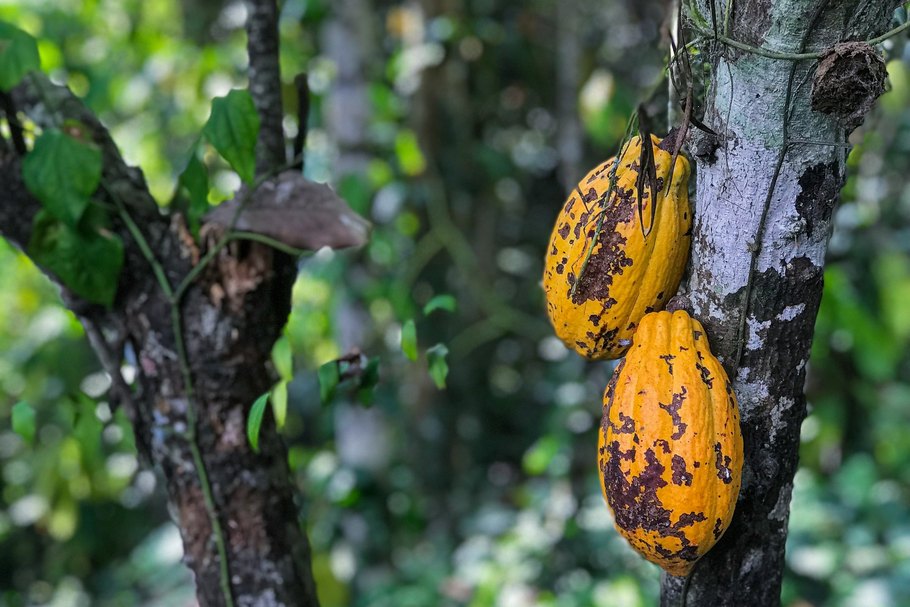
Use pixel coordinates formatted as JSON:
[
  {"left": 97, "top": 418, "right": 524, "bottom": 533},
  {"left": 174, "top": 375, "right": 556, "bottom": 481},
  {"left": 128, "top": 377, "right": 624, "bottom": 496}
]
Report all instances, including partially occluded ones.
[{"left": 1, "top": 1, "right": 909, "bottom": 605}]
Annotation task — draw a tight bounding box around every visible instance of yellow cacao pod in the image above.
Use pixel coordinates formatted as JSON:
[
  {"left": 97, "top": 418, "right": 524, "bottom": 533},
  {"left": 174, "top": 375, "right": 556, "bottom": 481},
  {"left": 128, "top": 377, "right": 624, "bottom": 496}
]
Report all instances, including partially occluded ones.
[
  {"left": 543, "top": 134, "right": 691, "bottom": 360},
  {"left": 598, "top": 310, "right": 743, "bottom": 576}
]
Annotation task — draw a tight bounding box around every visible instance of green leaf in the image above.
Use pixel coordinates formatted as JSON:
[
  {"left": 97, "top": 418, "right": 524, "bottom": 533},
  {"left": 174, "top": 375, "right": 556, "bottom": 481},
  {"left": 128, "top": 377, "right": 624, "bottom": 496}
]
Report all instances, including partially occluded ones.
[
  {"left": 23, "top": 129, "right": 102, "bottom": 227},
  {"left": 271, "top": 380, "right": 288, "bottom": 429},
  {"left": 271, "top": 335, "right": 293, "bottom": 382},
  {"left": 247, "top": 392, "right": 269, "bottom": 452},
  {"left": 11, "top": 401, "right": 36, "bottom": 443},
  {"left": 0, "top": 22, "right": 40, "bottom": 91},
  {"left": 523, "top": 435, "right": 560, "bottom": 476},
  {"left": 401, "top": 319, "right": 418, "bottom": 361},
  {"left": 318, "top": 361, "right": 340, "bottom": 405},
  {"left": 28, "top": 210, "right": 123, "bottom": 306},
  {"left": 356, "top": 357, "right": 381, "bottom": 406},
  {"left": 179, "top": 147, "right": 209, "bottom": 233},
  {"left": 394, "top": 130, "right": 426, "bottom": 176},
  {"left": 203, "top": 89, "right": 260, "bottom": 185},
  {"left": 423, "top": 294, "right": 457, "bottom": 316},
  {"left": 426, "top": 343, "right": 449, "bottom": 389}
]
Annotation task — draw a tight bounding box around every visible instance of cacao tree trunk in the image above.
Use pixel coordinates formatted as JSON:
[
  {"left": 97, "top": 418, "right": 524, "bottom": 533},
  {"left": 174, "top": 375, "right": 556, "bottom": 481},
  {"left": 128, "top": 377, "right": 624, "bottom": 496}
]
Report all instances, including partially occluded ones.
[
  {"left": 0, "top": 1, "right": 321, "bottom": 605},
  {"left": 660, "top": 1, "right": 900, "bottom": 605}
]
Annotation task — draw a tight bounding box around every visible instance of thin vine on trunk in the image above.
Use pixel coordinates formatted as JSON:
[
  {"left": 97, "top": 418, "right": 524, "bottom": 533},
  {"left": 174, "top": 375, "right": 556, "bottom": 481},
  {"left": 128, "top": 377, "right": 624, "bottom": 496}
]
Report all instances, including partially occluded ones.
[{"left": 659, "top": 1, "right": 901, "bottom": 605}]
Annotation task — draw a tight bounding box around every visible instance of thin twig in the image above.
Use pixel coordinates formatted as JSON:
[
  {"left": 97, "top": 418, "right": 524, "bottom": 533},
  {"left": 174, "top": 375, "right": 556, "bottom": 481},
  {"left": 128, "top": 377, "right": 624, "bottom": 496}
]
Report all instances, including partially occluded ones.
[
  {"left": 636, "top": 111, "right": 659, "bottom": 237},
  {"left": 292, "top": 73, "right": 310, "bottom": 172},
  {"left": 867, "top": 16, "right": 910, "bottom": 45},
  {"left": 723, "top": 0, "right": 734, "bottom": 37},
  {"left": 170, "top": 306, "right": 235, "bottom": 607},
  {"left": 688, "top": 3, "right": 910, "bottom": 61},
  {"left": 228, "top": 231, "right": 312, "bottom": 257},
  {"left": 107, "top": 188, "right": 175, "bottom": 299},
  {"left": 665, "top": 0, "right": 694, "bottom": 195}
]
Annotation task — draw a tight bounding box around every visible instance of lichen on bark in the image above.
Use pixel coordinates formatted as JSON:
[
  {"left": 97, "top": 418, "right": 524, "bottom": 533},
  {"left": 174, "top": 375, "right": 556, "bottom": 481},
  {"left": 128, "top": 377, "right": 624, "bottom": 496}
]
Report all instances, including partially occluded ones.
[{"left": 661, "top": 1, "right": 902, "bottom": 605}]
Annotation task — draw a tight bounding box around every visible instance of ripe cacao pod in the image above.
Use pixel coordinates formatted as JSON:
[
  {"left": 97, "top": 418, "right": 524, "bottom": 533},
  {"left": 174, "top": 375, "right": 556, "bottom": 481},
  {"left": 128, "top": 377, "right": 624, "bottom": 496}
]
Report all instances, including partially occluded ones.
[
  {"left": 543, "top": 134, "right": 691, "bottom": 360},
  {"left": 598, "top": 310, "right": 743, "bottom": 576}
]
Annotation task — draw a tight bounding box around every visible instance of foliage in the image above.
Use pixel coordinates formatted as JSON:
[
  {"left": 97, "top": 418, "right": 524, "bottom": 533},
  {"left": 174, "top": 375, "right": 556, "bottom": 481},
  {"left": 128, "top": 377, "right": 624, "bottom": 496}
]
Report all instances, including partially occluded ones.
[
  {"left": 0, "top": 1, "right": 908, "bottom": 607},
  {"left": 202, "top": 89, "right": 260, "bottom": 185}
]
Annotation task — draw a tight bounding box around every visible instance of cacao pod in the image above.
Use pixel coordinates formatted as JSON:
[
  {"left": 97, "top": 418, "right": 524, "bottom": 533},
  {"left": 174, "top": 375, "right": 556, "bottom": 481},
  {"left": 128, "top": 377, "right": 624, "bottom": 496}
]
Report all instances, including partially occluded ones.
[
  {"left": 543, "top": 134, "right": 691, "bottom": 360},
  {"left": 598, "top": 310, "right": 743, "bottom": 576}
]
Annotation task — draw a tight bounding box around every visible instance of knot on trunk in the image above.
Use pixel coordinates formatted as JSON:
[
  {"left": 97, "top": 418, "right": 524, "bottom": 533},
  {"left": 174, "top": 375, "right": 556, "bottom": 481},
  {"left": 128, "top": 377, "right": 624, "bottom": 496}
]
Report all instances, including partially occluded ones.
[{"left": 811, "top": 42, "right": 887, "bottom": 131}]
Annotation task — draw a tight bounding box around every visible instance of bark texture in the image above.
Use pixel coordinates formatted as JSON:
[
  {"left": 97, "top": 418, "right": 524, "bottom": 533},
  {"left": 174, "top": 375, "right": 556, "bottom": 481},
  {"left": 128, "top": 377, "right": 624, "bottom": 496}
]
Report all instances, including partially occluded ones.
[
  {"left": 660, "top": 2, "right": 899, "bottom": 605},
  {"left": 0, "top": 2, "right": 320, "bottom": 604},
  {"left": 246, "top": 0, "right": 287, "bottom": 174}
]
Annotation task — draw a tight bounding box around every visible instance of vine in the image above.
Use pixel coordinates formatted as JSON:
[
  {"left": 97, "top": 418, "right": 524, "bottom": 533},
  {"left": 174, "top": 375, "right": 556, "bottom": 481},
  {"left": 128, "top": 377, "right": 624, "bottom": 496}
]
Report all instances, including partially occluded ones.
[
  {"left": 706, "top": 0, "right": 835, "bottom": 370},
  {"left": 677, "top": 1, "right": 904, "bottom": 369},
  {"left": 18, "top": 68, "right": 305, "bottom": 606},
  {"left": 687, "top": 0, "right": 910, "bottom": 62},
  {"left": 119, "top": 157, "right": 304, "bottom": 607}
]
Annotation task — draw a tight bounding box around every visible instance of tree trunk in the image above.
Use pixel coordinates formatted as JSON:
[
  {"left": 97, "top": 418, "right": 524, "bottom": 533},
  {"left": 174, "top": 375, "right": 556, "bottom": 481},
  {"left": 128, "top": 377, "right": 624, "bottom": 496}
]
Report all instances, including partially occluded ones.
[
  {"left": 660, "top": 2, "right": 899, "bottom": 605},
  {"left": 0, "top": 1, "right": 321, "bottom": 604}
]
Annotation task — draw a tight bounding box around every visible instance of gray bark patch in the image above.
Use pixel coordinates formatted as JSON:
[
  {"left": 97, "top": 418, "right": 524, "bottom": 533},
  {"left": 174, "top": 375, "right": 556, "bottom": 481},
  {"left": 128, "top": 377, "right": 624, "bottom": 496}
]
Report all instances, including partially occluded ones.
[{"left": 731, "top": 0, "right": 774, "bottom": 47}]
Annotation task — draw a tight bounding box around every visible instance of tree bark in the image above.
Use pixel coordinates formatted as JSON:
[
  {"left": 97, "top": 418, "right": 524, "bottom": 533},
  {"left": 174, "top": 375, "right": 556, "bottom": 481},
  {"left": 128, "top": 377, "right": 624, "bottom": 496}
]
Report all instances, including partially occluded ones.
[
  {"left": 660, "top": 2, "right": 899, "bottom": 605},
  {"left": 0, "top": 2, "right": 321, "bottom": 603},
  {"left": 246, "top": 0, "right": 287, "bottom": 174}
]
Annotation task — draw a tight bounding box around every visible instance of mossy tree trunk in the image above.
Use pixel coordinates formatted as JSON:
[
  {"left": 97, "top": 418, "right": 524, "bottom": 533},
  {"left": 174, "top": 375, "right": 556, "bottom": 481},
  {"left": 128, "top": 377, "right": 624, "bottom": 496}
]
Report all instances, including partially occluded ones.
[{"left": 660, "top": 2, "right": 900, "bottom": 605}]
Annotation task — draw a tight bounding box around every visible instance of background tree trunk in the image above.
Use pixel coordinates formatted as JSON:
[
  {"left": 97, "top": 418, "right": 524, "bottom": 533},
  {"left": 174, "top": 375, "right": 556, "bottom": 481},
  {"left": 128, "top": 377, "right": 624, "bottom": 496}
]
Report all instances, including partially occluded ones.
[
  {"left": 0, "top": 1, "right": 321, "bottom": 604},
  {"left": 660, "top": 2, "right": 900, "bottom": 605}
]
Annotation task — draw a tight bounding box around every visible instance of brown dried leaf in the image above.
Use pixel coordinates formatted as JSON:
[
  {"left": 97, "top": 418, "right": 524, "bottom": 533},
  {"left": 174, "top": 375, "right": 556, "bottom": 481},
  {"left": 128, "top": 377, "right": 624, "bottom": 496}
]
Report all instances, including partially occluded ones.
[{"left": 204, "top": 171, "right": 371, "bottom": 251}]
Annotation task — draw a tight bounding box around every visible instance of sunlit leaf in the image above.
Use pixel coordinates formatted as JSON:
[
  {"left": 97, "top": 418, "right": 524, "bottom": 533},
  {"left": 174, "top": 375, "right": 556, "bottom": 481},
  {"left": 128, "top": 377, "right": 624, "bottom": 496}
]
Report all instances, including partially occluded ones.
[
  {"left": 247, "top": 392, "right": 269, "bottom": 452},
  {"left": 23, "top": 129, "right": 102, "bottom": 227},
  {"left": 271, "top": 380, "right": 288, "bottom": 429},
  {"left": 203, "top": 89, "right": 260, "bottom": 185},
  {"left": 401, "top": 319, "right": 417, "bottom": 361},
  {"left": 394, "top": 130, "right": 426, "bottom": 176},
  {"left": 179, "top": 146, "right": 209, "bottom": 233},
  {"left": 11, "top": 401, "right": 36, "bottom": 443},
  {"left": 423, "top": 294, "right": 457, "bottom": 316},
  {"left": 426, "top": 343, "right": 449, "bottom": 389},
  {"left": 523, "top": 435, "right": 560, "bottom": 476},
  {"left": 0, "top": 21, "right": 40, "bottom": 90},
  {"left": 272, "top": 334, "right": 293, "bottom": 382}
]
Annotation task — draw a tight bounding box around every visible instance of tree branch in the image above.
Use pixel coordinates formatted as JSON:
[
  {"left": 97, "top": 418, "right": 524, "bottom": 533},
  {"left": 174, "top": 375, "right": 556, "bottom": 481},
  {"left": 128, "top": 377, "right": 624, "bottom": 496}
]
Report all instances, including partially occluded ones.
[
  {"left": 245, "top": 0, "right": 286, "bottom": 174},
  {"left": 0, "top": 72, "right": 319, "bottom": 606}
]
